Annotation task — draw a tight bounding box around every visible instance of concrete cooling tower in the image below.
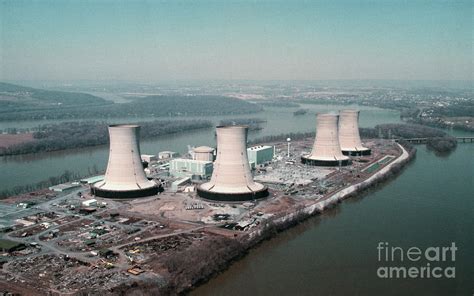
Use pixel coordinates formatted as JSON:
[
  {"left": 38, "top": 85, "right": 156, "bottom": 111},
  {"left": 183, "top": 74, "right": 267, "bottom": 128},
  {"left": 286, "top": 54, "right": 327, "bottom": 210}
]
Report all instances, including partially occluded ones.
[
  {"left": 338, "top": 110, "right": 371, "bottom": 156},
  {"left": 197, "top": 126, "right": 268, "bottom": 201},
  {"left": 301, "top": 113, "right": 350, "bottom": 166},
  {"left": 91, "top": 124, "right": 159, "bottom": 198}
]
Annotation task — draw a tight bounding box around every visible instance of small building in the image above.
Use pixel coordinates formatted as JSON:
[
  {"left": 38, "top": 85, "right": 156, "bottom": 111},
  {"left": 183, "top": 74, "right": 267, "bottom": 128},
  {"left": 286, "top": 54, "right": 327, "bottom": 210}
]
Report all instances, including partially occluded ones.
[
  {"left": 141, "top": 154, "right": 157, "bottom": 163},
  {"left": 247, "top": 145, "right": 274, "bottom": 166},
  {"left": 17, "top": 202, "right": 34, "bottom": 209},
  {"left": 80, "top": 175, "right": 105, "bottom": 185},
  {"left": 82, "top": 199, "right": 97, "bottom": 207},
  {"left": 158, "top": 151, "right": 178, "bottom": 159},
  {"left": 171, "top": 177, "right": 191, "bottom": 192},
  {"left": 127, "top": 266, "right": 145, "bottom": 275},
  {"left": 169, "top": 158, "right": 213, "bottom": 178},
  {"left": 48, "top": 182, "right": 81, "bottom": 192}
]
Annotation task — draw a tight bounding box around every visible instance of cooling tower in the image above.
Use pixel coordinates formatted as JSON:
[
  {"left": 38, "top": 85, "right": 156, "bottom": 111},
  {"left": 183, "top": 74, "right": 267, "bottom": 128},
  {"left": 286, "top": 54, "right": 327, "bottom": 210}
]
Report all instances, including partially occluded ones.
[
  {"left": 301, "top": 114, "right": 350, "bottom": 166},
  {"left": 91, "top": 124, "right": 159, "bottom": 198},
  {"left": 339, "top": 110, "right": 371, "bottom": 156},
  {"left": 193, "top": 146, "right": 214, "bottom": 161},
  {"left": 197, "top": 126, "right": 268, "bottom": 201}
]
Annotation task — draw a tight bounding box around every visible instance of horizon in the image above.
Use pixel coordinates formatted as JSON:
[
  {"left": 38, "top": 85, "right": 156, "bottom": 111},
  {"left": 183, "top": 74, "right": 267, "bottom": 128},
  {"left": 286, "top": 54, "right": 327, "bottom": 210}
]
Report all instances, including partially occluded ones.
[{"left": 1, "top": 0, "right": 472, "bottom": 82}]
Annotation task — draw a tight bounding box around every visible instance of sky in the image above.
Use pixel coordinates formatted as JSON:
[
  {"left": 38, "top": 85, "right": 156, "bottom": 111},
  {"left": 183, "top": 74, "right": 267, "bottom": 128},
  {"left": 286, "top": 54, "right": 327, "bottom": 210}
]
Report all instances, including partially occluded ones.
[{"left": 0, "top": 0, "right": 472, "bottom": 82}]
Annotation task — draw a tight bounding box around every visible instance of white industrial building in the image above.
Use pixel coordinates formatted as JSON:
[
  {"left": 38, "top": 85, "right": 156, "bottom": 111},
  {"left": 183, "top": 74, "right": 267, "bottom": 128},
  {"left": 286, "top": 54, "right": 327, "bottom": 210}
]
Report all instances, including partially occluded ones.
[
  {"left": 301, "top": 113, "right": 350, "bottom": 166},
  {"left": 158, "top": 151, "right": 178, "bottom": 159},
  {"left": 82, "top": 199, "right": 97, "bottom": 207},
  {"left": 91, "top": 125, "right": 159, "bottom": 198},
  {"left": 247, "top": 145, "right": 274, "bottom": 166},
  {"left": 338, "top": 110, "right": 371, "bottom": 156},
  {"left": 197, "top": 126, "right": 268, "bottom": 201},
  {"left": 169, "top": 158, "right": 213, "bottom": 178},
  {"left": 141, "top": 154, "right": 157, "bottom": 163}
]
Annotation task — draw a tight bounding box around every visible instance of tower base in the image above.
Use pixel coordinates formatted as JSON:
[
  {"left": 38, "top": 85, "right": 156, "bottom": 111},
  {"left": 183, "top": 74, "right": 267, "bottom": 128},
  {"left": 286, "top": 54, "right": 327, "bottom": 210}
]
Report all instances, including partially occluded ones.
[
  {"left": 301, "top": 156, "right": 351, "bottom": 167},
  {"left": 196, "top": 186, "right": 269, "bottom": 202},
  {"left": 342, "top": 149, "right": 371, "bottom": 156},
  {"left": 91, "top": 186, "right": 159, "bottom": 199}
]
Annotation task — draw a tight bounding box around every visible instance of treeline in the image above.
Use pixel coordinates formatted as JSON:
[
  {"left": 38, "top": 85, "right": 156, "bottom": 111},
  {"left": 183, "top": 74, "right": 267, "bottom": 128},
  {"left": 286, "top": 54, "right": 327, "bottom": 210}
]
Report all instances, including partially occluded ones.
[
  {"left": 426, "top": 137, "right": 458, "bottom": 153},
  {"left": 256, "top": 100, "right": 300, "bottom": 108},
  {"left": 293, "top": 109, "right": 308, "bottom": 116},
  {"left": 249, "top": 131, "right": 315, "bottom": 144},
  {"left": 365, "top": 123, "right": 448, "bottom": 139},
  {"left": 0, "top": 119, "right": 213, "bottom": 156},
  {"left": 219, "top": 118, "right": 266, "bottom": 131},
  {"left": 359, "top": 123, "right": 457, "bottom": 154},
  {"left": 0, "top": 167, "right": 99, "bottom": 199},
  {"left": 0, "top": 93, "right": 262, "bottom": 121},
  {"left": 407, "top": 117, "right": 474, "bottom": 133}
]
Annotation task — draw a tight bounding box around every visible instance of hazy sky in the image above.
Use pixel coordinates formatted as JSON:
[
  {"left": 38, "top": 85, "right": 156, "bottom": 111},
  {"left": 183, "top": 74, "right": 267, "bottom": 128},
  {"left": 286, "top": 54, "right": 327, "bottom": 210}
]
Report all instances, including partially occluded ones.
[{"left": 0, "top": 0, "right": 472, "bottom": 81}]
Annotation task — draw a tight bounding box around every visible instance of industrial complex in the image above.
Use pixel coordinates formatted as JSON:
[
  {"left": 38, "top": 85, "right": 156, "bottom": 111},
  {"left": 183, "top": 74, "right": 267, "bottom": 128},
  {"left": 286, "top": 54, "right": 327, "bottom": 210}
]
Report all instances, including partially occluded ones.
[{"left": 0, "top": 110, "right": 414, "bottom": 295}]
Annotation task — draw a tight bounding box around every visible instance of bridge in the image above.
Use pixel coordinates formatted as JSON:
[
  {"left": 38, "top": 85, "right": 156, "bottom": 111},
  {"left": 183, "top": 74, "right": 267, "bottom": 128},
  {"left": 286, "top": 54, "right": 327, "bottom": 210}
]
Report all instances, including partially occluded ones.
[{"left": 396, "top": 137, "right": 474, "bottom": 144}]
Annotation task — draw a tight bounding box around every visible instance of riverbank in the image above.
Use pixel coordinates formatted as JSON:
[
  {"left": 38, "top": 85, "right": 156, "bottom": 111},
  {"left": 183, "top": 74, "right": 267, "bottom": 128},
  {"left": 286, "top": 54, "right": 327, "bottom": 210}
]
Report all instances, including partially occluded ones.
[{"left": 156, "top": 142, "right": 416, "bottom": 295}]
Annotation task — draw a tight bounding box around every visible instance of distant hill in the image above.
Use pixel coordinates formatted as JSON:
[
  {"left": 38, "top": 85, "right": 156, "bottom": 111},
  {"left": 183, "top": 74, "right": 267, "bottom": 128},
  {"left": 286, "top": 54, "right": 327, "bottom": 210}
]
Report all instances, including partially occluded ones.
[
  {"left": 0, "top": 82, "right": 109, "bottom": 111},
  {"left": 0, "top": 82, "right": 262, "bottom": 121}
]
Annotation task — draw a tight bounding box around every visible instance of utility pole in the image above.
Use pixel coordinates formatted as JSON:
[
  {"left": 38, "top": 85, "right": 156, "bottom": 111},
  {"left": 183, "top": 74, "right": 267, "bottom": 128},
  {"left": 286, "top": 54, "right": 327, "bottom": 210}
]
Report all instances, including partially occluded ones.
[{"left": 287, "top": 138, "right": 291, "bottom": 158}]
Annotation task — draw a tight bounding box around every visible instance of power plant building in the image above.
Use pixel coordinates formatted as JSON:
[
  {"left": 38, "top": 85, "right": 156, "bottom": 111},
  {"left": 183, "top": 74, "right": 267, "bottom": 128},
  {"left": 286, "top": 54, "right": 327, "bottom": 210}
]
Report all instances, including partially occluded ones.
[
  {"left": 247, "top": 145, "right": 273, "bottom": 165},
  {"left": 301, "top": 114, "right": 350, "bottom": 166},
  {"left": 169, "top": 158, "right": 213, "bottom": 178},
  {"left": 91, "top": 125, "right": 159, "bottom": 198},
  {"left": 197, "top": 126, "right": 268, "bottom": 201},
  {"left": 192, "top": 146, "right": 215, "bottom": 162},
  {"left": 338, "top": 110, "right": 371, "bottom": 156}
]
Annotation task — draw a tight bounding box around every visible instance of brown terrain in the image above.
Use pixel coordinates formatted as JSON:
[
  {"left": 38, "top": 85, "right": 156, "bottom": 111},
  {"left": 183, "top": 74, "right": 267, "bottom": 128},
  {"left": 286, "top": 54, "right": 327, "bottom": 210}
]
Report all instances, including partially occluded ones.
[{"left": 0, "top": 133, "right": 35, "bottom": 148}]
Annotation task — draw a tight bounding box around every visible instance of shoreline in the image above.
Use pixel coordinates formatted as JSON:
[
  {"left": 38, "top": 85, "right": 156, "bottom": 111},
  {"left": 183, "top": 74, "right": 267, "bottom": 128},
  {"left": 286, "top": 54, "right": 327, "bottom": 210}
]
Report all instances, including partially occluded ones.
[{"left": 180, "top": 143, "right": 416, "bottom": 295}]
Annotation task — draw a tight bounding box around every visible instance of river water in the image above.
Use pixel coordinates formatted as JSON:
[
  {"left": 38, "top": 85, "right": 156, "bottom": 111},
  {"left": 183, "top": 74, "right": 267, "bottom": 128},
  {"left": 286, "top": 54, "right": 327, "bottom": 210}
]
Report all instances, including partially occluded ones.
[{"left": 1, "top": 104, "right": 472, "bottom": 295}]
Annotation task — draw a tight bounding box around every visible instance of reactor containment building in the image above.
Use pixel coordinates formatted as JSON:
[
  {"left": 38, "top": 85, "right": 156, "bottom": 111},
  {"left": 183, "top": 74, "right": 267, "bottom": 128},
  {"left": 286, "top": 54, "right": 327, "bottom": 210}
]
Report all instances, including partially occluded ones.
[
  {"left": 91, "top": 124, "right": 159, "bottom": 198},
  {"left": 338, "top": 109, "right": 371, "bottom": 156},
  {"left": 197, "top": 126, "right": 269, "bottom": 201},
  {"left": 301, "top": 113, "right": 350, "bottom": 166}
]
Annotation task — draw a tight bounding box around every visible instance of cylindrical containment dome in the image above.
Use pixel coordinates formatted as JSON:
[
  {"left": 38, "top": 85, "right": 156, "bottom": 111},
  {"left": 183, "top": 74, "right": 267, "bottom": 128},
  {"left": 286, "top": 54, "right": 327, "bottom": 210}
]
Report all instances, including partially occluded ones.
[
  {"left": 338, "top": 110, "right": 371, "bottom": 156},
  {"left": 301, "top": 114, "right": 350, "bottom": 166},
  {"left": 91, "top": 124, "right": 159, "bottom": 198},
  {"left": 193, "top": 146, "right": 215, "bottom": 161},
  {"left": 197, "top": 126, "right": 268, "bottom": 201}
]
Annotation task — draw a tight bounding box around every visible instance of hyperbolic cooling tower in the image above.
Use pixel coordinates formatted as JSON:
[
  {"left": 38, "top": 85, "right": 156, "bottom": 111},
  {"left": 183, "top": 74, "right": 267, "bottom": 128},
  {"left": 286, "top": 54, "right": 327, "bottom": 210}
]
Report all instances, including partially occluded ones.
[
  {"left": 197, "top": 126, "right": 268, "bottom": 201},
  {"left": 338, "top": 110, "right": 371, "bottom": 156},
  {"left": 301, "top": 113, "right": 350, "bottom": 166},
  {"left": 91, "top": 124, "right": 159, "bottom": 198}
]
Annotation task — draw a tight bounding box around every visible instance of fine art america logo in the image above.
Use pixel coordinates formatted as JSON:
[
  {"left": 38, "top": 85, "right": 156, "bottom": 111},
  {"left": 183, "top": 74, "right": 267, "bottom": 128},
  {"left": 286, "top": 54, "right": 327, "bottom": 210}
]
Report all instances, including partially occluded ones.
[{"left": 376, "top": 242, "right": 457, "bottom": 279}]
